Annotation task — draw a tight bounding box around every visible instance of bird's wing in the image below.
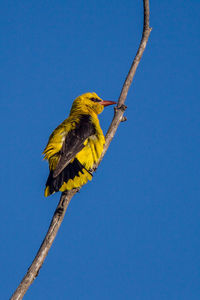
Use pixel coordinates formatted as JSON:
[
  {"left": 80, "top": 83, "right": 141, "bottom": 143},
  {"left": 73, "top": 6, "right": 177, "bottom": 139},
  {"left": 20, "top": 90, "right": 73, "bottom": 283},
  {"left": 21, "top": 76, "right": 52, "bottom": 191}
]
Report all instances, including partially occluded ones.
[{"left": 52, "top": 115, "right": 95, "bottom": 178}]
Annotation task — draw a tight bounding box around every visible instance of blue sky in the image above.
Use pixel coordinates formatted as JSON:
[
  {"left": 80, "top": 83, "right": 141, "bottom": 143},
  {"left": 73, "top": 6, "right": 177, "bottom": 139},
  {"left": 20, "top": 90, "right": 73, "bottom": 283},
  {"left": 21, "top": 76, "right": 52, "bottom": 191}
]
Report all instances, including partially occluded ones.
[{"left": 1, "top": 0, "right": 200, "bottom": 299}]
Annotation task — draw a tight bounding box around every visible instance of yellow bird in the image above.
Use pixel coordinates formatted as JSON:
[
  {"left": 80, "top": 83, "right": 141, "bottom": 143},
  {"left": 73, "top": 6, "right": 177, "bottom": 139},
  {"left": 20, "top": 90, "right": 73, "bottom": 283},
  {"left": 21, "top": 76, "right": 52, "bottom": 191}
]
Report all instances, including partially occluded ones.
[{"left": 43, "top": 92, "right": 116, "bottom": 197}]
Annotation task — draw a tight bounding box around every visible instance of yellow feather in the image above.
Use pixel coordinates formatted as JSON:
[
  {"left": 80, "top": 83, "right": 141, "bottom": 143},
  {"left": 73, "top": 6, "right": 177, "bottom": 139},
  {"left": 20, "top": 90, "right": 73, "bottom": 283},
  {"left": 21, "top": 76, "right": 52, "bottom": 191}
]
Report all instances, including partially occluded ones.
[{"left": 43, "top": 92, "right": 115, "bottom": 196}]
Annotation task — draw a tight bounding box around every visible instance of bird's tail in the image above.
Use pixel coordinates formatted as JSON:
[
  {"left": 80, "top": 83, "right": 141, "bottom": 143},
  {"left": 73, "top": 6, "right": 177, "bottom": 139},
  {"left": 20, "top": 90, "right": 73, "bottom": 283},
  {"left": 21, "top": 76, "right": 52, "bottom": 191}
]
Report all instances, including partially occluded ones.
[{"left": 44, "top": 158, "right": 92, "bottom": 197}]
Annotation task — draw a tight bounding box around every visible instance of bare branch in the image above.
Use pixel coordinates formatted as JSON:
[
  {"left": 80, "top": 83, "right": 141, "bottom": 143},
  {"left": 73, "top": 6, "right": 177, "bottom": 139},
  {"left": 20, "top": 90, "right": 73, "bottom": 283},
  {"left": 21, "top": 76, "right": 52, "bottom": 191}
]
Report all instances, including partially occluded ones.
[
  {"left": 10, "top": 1, "right": 151, "bottom": 299},
  {"left": 98, "top": 0, "right": 152, "bottom": 164},
  {"left": 10, "top": 190, "right": 77, "bottom": 300}
]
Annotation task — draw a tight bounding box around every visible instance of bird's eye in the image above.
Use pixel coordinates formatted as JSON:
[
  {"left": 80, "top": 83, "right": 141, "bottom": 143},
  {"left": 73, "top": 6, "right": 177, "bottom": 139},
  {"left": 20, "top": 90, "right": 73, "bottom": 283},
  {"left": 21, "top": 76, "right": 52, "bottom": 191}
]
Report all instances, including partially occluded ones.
[{"left": 90, "top": 97, "right": 101, "bottom": 103}]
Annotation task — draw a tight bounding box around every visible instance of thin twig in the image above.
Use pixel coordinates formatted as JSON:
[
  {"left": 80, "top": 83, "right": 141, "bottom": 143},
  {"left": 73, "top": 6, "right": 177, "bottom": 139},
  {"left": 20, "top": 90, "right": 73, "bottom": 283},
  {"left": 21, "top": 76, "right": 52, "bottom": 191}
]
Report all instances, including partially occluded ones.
[
  {"left": 10, "top": 1, "right": 151, "bottom": 299},
  {"left": 98, "top": 0, "right": 152, "bottom": 163}
]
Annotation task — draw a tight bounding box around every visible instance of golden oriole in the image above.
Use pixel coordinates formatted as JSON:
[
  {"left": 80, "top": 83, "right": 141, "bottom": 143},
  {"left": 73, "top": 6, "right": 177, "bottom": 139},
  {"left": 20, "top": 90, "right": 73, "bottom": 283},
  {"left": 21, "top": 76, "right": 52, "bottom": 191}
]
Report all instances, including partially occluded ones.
[{"left": 43, "top": 92, "right": 116, "bottom": 197}]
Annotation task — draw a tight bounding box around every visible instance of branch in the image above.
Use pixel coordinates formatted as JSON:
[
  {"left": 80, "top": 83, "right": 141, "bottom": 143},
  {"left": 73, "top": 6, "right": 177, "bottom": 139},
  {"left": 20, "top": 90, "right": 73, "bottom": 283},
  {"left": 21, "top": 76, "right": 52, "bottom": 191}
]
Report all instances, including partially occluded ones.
[
  {"left": 98, "top": 0, "right": 152, "bottom": 164},
  {"left": 10, "top": 1, "right": 151, "bottom": 299},
  {"left": 10, "top": 190, "right": 77, "bottom": 300}
]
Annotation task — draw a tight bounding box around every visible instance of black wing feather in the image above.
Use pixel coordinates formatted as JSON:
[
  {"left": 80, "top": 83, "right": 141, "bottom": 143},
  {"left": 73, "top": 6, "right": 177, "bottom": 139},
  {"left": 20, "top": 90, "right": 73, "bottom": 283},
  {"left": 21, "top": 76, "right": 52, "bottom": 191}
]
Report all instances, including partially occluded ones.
[{"left": 52, "top": 114, "right": 95, "bottom": 178}]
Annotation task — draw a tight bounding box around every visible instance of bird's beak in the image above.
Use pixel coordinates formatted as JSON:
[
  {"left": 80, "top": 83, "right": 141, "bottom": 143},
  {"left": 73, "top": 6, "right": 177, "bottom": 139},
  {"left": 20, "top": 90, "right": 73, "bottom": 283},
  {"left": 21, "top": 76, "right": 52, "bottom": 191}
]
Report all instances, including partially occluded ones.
[{"left": 101, "top": 100, "right": 117, "bottom": 107}]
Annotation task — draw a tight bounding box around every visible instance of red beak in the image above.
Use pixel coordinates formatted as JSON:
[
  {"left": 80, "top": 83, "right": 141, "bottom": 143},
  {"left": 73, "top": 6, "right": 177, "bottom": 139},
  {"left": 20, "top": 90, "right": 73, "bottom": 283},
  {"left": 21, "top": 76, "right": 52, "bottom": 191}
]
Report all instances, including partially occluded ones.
[{"left": 101, "top": 100, "right": 117, "bottom": 107}]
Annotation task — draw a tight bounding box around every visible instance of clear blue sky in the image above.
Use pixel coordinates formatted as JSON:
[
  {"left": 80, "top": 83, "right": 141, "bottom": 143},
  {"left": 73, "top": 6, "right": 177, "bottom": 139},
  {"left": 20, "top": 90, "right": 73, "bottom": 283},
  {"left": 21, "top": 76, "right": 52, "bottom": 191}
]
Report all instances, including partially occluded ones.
[{"left": 1, "top": 1, "right": 200, "bottom": 299}]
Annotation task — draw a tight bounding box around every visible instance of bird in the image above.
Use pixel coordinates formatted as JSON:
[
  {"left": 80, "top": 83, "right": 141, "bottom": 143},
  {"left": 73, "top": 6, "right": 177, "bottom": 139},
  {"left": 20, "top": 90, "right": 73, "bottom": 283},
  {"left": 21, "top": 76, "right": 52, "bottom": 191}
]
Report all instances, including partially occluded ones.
[{"left": 43, "top": 92, "right": 116, "bottom": 197}]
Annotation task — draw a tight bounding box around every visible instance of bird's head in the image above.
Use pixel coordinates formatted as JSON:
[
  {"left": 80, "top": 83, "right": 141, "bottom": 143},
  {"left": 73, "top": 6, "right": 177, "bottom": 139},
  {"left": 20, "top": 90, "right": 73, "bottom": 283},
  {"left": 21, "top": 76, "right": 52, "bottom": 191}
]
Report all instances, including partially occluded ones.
[{"left": 70, "top": 92, "right": 116, "bottom": 115}]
